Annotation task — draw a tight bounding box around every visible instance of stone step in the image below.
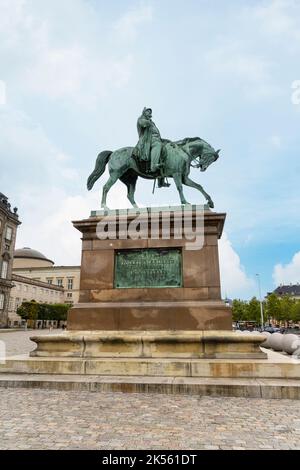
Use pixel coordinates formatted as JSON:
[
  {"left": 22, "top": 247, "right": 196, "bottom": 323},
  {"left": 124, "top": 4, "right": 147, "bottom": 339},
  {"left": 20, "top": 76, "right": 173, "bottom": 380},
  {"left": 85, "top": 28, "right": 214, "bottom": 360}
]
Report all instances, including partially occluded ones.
[
  {"left": 0, "top": 373, "right": 299, "bottom": 399},
  {"left": 1, "top": 355, "right": 300, "bottom": 378}
]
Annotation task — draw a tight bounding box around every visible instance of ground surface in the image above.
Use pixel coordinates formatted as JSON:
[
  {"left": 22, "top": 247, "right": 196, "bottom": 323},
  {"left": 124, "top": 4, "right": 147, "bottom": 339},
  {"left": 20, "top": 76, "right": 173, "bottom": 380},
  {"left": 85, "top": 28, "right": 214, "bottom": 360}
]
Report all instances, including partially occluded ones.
[
  {"left": 0, "top": 330, "right": 299, "bottom": 450},
  {"left": 0, "top": 329, "right": 62, "bottom": 356}
]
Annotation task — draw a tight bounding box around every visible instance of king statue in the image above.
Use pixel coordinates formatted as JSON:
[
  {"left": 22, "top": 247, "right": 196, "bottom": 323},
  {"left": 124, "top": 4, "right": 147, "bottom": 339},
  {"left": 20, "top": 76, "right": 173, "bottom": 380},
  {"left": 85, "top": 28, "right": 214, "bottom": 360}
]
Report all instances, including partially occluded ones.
[
  {"left": 134, "top": 107, "right": 169, "bottom": 188},
  {"left": 87, "top": 106, "right": 220, "bottom": 209}
]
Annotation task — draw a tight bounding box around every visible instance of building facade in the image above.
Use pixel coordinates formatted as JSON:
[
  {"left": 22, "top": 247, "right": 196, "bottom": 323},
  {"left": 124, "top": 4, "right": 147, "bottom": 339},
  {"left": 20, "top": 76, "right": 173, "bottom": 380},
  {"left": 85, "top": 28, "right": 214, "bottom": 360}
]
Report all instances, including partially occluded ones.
[
  {"left": 273, "top": 284, "right": 300, "bottom": 300},
  {"left": 8, "top": 274, "right": 64, "bottom": 326},
  {"left": 0, "top": 193, "right": 21, "bottom": 327},
  {"left": 13, "top": 247, "right": 80, "bottom": 304}
]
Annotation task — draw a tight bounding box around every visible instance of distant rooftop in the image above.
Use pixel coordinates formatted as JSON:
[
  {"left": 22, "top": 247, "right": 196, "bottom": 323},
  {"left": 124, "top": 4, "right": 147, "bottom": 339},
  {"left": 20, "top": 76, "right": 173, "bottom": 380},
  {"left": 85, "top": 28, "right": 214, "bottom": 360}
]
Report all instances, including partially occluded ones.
[
  {"left": 273, "top": 284, "right": 300, "bottom": 296},
  {"left": 14, "top": 247, "right": 54, "bottom": 265},
  {"left": 0, "top": 192, "right": 19, "bottom": 218}
]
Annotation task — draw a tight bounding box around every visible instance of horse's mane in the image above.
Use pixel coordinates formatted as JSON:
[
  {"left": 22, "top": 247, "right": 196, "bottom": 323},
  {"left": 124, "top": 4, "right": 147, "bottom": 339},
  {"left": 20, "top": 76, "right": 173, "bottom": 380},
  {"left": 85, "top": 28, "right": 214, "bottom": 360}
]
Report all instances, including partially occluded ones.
[{"left": 174, "top": 137, "right": 212, "bottom": 148}]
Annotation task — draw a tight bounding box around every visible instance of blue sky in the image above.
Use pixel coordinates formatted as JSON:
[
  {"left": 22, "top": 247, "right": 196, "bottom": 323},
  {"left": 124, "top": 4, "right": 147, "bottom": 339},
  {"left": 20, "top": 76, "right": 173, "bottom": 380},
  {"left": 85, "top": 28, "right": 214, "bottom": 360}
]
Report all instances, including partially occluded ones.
[{"left": 0, "top": 0, "right": 299, "bottom": 299}]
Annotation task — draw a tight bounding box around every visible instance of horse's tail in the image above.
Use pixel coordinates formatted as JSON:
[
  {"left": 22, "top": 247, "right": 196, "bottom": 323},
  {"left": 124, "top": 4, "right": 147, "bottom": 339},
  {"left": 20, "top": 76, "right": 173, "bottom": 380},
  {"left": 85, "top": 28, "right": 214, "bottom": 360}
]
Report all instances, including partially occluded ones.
[{"left": 87, "top": 150, "right": 112, "bottom": 190}]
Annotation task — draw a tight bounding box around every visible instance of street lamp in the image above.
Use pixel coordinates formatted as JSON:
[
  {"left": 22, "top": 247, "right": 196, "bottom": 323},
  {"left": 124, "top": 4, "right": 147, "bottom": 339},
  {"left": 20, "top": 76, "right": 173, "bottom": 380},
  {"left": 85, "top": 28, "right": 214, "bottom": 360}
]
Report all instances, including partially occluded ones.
[{"left": 256, "top": 273, "right": 264, "bottom": 330}]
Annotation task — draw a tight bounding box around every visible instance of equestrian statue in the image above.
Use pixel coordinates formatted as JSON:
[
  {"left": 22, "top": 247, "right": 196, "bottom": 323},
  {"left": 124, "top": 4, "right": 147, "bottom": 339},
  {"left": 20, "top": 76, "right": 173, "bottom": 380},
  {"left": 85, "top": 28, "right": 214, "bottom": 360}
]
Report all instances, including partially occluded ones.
[{"left": 87, "top": 107, "right": 220, "bottom": 209}]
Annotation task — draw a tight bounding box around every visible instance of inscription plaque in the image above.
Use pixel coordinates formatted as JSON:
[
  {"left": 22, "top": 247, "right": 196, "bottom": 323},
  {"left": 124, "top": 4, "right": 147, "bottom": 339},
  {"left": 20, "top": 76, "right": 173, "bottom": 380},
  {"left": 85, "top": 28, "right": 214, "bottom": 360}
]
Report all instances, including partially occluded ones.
[{"left": 114, "top": 248, "right": 182, "bottom": 288}]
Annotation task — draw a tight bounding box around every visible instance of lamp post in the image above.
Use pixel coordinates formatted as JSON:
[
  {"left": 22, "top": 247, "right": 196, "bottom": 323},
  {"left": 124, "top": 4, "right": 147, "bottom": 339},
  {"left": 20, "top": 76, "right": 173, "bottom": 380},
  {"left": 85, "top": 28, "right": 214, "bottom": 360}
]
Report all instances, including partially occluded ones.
[{"left": 256, "top": 273, "right": 264, "bottom": 330}]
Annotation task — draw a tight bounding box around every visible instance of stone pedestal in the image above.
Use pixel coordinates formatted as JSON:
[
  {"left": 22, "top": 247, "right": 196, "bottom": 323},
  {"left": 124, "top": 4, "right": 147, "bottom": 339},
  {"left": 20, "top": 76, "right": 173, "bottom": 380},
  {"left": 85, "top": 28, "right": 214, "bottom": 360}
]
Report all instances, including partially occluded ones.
[
  {"left": 68, "top": 206, "right": 231, "bottom": 331},
  {"left": 29, "top": 206, "right": 266, "bottom": 360}
]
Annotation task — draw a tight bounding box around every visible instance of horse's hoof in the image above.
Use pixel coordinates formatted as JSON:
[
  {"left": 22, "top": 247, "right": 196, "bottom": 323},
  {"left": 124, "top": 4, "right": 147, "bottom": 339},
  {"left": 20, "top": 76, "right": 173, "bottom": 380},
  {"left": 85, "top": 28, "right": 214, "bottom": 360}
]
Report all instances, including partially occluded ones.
[{"left": 208, "top": 200, "right": 214, "bottom": 209}]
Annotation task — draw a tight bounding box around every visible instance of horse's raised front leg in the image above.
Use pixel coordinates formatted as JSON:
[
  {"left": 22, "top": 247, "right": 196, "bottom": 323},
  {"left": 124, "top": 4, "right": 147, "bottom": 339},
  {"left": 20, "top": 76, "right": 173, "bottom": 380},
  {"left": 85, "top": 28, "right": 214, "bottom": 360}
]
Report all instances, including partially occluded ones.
[
  {"left": 101, "top": 172, "right": 119, "bottom": 209},
  {"left": 173, "top": 173, "right": 189, "bottom": 205},
  {"left": 182, "top": 176, "right": 214, "bottom": 208}
]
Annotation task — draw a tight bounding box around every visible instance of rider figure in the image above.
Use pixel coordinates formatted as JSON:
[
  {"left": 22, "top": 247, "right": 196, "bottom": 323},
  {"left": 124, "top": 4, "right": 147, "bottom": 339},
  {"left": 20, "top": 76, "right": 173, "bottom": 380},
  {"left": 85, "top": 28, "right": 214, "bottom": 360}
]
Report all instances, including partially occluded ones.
[{"left": 134, "top": 107, "right": 169, "bottom": 188}]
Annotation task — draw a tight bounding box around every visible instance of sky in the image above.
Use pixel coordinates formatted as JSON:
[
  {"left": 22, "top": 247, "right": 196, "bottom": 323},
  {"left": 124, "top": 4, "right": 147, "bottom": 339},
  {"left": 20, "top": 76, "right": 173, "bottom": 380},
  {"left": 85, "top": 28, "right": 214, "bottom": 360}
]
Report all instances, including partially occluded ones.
[{"left": 0, "top": 0, "right": 299, "bottom": 300}]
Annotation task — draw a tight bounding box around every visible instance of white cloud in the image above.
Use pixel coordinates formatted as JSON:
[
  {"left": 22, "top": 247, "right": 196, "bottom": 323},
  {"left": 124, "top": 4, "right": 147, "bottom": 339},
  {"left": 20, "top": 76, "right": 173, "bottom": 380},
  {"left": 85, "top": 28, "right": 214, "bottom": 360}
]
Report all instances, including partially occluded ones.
[
  {"left": 25, "top": 46, "right": 86, "bottom": 99},
  {"left": 219, "top": 233, "right": 255, "bottom": 298},
  {"left": 273, "top": 251, "right": 300, "bottom": 285},
  {"left": 253, "top": 0, "right": 300, "bottom": 41},
  {"left": 0, "top": 80, "right": 6, "bottom": 105},
  {"left": 269, "top": 135, "right": 282, "bottom": 148},
  {"left": 0, "top": 106, "right": 78, "bottom": 183},
  {"left": 16, "top": 181, "right": 131, "bottom": 266},
  {"left": 0, "top": 0, "right": 135, "bottom": 104},
  {"left": 25, "top": 45, "right": 134, "bottom": 103},
  {"left": 205, "top": 42, "right": 279, "bottom": 98},
  {"left": 114, "top": 4, "right": 153, "bottom": 41}
]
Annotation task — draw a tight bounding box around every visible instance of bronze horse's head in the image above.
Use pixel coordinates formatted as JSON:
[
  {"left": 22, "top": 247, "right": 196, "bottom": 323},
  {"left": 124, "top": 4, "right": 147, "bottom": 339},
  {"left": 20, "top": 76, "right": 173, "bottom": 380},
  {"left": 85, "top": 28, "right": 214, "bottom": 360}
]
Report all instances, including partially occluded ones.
[
  {"left": 200, "top": 148, "right": 220, "bottom": 172},
  {"left": 190, "top": 138, "right": 220, "bottom": 172}
]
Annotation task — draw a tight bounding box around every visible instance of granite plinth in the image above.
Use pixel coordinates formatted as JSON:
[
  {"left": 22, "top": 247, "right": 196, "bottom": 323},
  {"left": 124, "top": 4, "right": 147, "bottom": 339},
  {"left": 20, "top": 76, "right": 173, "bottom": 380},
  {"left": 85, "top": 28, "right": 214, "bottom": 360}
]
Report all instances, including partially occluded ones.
[{"left": 68, "top": 208, "right": 230, "bottom": 332}]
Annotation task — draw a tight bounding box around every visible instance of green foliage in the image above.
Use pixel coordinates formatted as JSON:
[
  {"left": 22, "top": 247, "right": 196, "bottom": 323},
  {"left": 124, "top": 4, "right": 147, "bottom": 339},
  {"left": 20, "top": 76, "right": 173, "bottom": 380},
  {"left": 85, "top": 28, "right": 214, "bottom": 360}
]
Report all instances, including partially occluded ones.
[
  {"left": 17, "top": 302, "right": 69, "bottom": 321},
  {"left": 265, "top": 293, "right": 281, "bottom": 321},
  {"left": 232, "top": 293, "right": 300, "bottom": 324},
  {"left": 246, "top": 297, "right": 262, "bottom": 323},
  {"left": 280, "top": 295, "right": 295, "bottom": 322},
  {"left": 232, "top": 299, "right": 247, "bottom": 321},
  {"left": 291, "top": 302, "right": 300, "bottom": 322},
  {"left": 17, "top": 301, "right": 39, "bottom": 321}
]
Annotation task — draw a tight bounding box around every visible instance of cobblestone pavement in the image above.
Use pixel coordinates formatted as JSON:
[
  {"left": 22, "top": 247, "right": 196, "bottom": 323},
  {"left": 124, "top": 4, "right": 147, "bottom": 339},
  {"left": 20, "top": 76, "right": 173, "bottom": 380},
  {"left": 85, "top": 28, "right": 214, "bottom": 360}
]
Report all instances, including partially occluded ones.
[
  {"left": 0, "top": 329, "right": 62, "bottom": 357},
  {"left": 0, "top": 388, "right": 300, "bottom": 450},
  {"left": 0, "top": 331, "right": 300, "bottom": 450}
]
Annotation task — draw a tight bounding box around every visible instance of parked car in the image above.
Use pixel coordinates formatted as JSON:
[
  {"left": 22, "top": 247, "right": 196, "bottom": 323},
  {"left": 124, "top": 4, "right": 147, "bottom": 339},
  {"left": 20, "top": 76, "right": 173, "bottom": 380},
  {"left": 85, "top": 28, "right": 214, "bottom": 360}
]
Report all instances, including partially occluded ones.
[{"left": 263, "top": 326, "right": 281, "bottom": 333}]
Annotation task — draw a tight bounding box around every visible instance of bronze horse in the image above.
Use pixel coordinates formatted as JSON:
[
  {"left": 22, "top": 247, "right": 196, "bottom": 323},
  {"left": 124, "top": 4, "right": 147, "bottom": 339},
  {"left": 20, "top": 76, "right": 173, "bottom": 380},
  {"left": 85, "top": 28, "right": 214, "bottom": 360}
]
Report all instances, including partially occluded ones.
[{"left": 87, "top": 137, "right": 220, "bottom": 209}]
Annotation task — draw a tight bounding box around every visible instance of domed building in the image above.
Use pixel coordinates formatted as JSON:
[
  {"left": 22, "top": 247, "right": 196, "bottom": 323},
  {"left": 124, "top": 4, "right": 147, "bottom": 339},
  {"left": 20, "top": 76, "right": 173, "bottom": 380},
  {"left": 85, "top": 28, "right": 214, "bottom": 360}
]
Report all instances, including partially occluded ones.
[
  {"left": 13, "top": 247, "right": 54, "bottom": 269},
  {"left": 8, "top": 246, "right": 80, "bottom": 326}
]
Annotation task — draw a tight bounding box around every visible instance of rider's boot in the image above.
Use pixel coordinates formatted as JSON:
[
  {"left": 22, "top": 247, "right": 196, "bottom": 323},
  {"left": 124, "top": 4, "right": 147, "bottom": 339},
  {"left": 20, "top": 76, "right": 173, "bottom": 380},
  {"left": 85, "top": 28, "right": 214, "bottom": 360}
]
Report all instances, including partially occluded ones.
[{"left": 157, "top": 177, "right": 170, "bottom": 188}]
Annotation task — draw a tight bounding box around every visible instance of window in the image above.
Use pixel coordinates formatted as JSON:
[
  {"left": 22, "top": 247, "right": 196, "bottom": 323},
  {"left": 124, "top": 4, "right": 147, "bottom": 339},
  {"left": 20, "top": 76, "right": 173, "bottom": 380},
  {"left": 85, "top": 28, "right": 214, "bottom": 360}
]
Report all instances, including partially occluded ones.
[
  {"left": 67, "top": 293, "right": 73, "bottom": 298},
  {"left": 47, "top": 278, "right": 53, "bottom": 285},
  {"left": 5, "top": 226, "right": 12, "bottom": 241},
  {"left": 67, "top": 278, "right": 73, "bottom": 290},
  {"left": 15, "top": 298, "right": 20, "bottom": 310},
  {"left": 0, "top": 293, "right": 4, "bottom": 310},
  {"left": 1, "top": 261, "right": 8, "bottom": 279},
  {"left": 17, "top": 284, "right": 21, "bottom": 291},
  {"left": 24, "top": 285, "right": 28, "bottom": 292},
  {"left": 8, "top": 298, "right": 13, "bottom": 310},
  {"left": 57, "top": 279, "right": 63, "bottom": 287}
]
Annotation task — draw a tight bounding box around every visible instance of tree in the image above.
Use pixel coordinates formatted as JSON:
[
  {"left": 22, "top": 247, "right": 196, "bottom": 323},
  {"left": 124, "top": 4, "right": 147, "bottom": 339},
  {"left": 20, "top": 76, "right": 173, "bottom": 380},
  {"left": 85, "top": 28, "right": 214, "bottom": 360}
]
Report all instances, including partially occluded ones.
[
  {"left": 17, "top": 301, "right": 39, "bottom": 321},
  {"left": 280, "top": 295, "right": 295, "bottom": 323},
  {"left": 232, "top": 299, "right": 247, "bottom": 321},
  {"left": 265, "top": 293, "right": 281, "bottom": 322},
  {"left": 246, "top": 297, "right": 261, "bottom": 323},
  {"left": 291, "top": 302, "right": 300, "bottom": 323},
  {"left": 18, "top": 301, "right": 69, "bottom": 323}
]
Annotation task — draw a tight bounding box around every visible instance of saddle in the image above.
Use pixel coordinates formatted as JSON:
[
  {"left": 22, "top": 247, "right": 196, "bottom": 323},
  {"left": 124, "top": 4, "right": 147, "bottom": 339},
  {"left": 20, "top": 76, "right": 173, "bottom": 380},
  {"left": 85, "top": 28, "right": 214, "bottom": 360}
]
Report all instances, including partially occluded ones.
[{"left": 132, "top": 141, "right": 170, "bottom": 187}]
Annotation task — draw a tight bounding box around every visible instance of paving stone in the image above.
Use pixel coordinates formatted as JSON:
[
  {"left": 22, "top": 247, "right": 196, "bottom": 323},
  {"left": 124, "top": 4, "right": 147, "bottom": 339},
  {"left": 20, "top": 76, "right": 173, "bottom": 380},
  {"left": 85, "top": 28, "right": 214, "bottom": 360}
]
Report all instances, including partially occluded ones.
[
  {"left": 0, "top": 331, "right": 300, "bottom": 450},
  {"left": 0, "top": 388, "right": 299, "bottom": 449}
]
